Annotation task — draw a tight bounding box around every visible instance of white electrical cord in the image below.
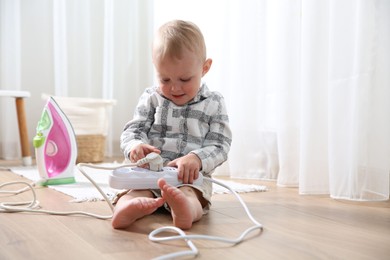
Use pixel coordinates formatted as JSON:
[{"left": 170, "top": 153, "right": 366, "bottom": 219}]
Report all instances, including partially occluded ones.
[
  {"left": 1, "top": 153, "right": 263, "bottom": 259},
  {"left": 77, "top": 160, "right": 263, "bottom": 259},
  {"left": 0, "top": 154, "right": 161, "bottom": 218},
  {"left": 148, "top": 177, "right": 263, "bottom": 260},
  {"left": 0, "top": 179, "right": 112, "bottom": 219}
]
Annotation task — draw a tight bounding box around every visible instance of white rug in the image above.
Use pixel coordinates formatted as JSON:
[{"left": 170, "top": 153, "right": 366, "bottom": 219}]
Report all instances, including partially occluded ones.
[{"left": 6, "top": 164, "right": 267, "bottom": 202}]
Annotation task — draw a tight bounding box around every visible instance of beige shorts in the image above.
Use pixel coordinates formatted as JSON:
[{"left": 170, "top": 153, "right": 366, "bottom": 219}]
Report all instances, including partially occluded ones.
[{"left": 113, "top": 178, "right": 212, "bottom": 214}]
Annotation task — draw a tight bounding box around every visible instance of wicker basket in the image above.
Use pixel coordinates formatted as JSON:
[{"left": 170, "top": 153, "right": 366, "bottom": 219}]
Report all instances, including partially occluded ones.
[{"left": 76, "top": 134, "right": 106, "bottom": 163}]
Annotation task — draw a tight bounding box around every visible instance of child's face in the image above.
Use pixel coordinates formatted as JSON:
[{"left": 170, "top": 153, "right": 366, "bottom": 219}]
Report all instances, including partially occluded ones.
[{"left": 154, "top": 50, "right": 211, "bottom": 106}]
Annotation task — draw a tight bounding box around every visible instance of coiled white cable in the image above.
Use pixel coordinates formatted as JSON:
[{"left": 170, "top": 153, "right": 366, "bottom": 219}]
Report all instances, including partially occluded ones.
[
  {"left": 148, "top": 177, "right": 263, "bottom": 260},
  {"left": 0, "top": 178, "right": 113, "bottom": 219},
  {"left": 0, "top": 155, "right": 158, "bottom": 218},
  {"left": 0, "top": 181, "right": 40, "bottom": 210}
]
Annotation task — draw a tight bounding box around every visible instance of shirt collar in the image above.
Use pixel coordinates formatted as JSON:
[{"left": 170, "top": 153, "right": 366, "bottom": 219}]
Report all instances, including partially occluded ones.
[{"left": 189, "top": 83, "right": 210, "bottom": 104}]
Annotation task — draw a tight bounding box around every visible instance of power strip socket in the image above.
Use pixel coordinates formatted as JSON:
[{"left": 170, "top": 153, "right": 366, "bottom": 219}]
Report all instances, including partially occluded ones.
[{"left": 108, "top": 167, "right": 203, "bottom": 190}]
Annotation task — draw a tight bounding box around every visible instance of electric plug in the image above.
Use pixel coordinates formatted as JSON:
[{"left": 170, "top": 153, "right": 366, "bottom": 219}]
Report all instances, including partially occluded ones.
[{"left": 136, "top": 152, "right": 164, "bottom": 171}]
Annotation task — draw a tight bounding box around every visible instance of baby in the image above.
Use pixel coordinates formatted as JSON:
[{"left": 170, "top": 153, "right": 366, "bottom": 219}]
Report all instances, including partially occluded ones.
[{"left": 112, "top": 20, "right": 232, "bottom": 230}]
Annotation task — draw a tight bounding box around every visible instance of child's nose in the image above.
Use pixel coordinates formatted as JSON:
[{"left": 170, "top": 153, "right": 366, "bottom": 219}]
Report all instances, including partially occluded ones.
[{"left": 171, "top": 83, "right": 181, "bottom": 92}]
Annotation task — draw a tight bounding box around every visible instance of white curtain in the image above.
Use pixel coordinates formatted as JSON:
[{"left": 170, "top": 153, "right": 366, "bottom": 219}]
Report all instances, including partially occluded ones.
[
  {"left": 0, "top": 0, "right": 154, "bottom": 158},
  {"left": 1, "top": 0, "right": 389, "bottom": 201},
  {"left": 274, "top": 0, "right": 390, "bottom": 201}
]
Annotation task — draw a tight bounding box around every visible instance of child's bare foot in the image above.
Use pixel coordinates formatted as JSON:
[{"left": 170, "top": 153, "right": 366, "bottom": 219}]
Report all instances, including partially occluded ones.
[
  {"left": 158, "top": 178, "right": 203, "bottom": 230},
  {"left": 112, "top": 197, "right": 164, "bottom": 229}
]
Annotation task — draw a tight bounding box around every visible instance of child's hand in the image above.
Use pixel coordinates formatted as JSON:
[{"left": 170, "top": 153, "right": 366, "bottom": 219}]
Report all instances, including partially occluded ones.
[
  {"left": 129, "top": 144, "right": 160, "bottom": 165},
  {"left": 167, "top": 153, "right": 202, "bottom": 184}
]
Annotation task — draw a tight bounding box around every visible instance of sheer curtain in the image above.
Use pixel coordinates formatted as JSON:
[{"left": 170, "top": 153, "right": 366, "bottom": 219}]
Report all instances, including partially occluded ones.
[
  {"left": 275, "top": 0, "right": 390, "bottom": 201},
  {"left": 260, "top": 0, "right": 389, "bottom": 201},
  {"left": 154, "top": 0, "right": 390, "bottom": 201},
  {"left": 0, "top": 0, "right": 154, "bottom": 158},
  {"left": 1, "top": 0, "right": 389, "bottom": 201}
]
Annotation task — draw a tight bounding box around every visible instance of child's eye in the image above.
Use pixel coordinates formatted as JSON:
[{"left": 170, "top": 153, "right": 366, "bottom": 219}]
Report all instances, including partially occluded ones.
[
  {"left": 180, "top": 78, "right": 191, "bottom": 82},
  {"left": 161, "top": 78, "right": 170, "bottom": 83}
]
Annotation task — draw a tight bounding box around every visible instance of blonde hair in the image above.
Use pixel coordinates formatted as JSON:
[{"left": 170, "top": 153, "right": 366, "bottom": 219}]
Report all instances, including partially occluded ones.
[{"left": 153, "top": 20, "right": 207, "bottom": 62}]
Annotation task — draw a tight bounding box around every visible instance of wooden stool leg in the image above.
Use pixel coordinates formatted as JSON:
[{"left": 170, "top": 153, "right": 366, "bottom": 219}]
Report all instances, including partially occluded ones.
[{"left": 15, "top": 97, "right": 32, "bottom": 166}]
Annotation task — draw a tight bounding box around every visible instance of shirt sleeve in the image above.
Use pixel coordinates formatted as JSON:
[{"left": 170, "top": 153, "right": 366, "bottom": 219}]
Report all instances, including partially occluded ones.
[
  {"left": 120, "top": 89, "right": 155, "bottom": 159},
  {"left": 190, "top": 94, "right": 232, "bottom": 174}
]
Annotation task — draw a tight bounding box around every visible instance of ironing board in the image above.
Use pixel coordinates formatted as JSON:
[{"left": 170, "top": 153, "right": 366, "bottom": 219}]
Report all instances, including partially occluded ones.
[{"left": 0, "top": 90, "right": 32, "bottom": 166}]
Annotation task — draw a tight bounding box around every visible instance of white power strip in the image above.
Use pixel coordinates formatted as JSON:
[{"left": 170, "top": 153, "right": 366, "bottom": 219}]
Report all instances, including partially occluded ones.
[{"left": 108, "top": 166, "right": 204, "bottom": 190}]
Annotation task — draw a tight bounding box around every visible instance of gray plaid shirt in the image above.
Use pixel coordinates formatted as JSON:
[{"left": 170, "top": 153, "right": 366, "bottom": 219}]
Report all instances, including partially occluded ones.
[{"left": 121, "top": 83, "right": 232, "bottom": 175}]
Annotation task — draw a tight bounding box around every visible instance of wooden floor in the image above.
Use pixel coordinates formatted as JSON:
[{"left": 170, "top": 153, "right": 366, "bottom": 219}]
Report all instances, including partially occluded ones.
[{"left": 1, "top": 159, "right": 389, "bottom": 260}]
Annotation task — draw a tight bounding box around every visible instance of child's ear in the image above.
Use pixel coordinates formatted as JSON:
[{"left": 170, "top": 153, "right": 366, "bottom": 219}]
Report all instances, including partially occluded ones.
[{"left": 202, "top": 59, "right": 212, "bottom": 76}]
